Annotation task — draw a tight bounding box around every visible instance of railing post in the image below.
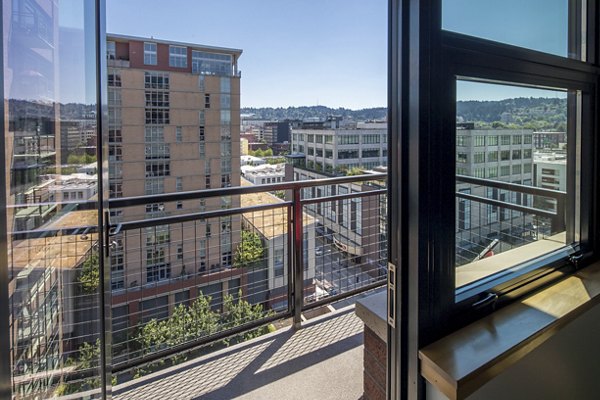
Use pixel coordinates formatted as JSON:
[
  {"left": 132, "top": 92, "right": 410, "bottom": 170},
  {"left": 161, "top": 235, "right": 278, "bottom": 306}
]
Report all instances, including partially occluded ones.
[
  {"left": 292, "top": 187, "right": 304, "bottom": 329},
  {"left": 553, "top": 194, "right": 566, "bottom": 234}
]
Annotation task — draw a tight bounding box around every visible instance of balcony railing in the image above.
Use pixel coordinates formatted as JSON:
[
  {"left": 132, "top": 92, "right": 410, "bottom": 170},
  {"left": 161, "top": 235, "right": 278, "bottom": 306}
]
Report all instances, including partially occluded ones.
[
  {"left": 9, "top": 171, "right": 573, "bottom": 397},
  {"left": 106, "top": 173, "right": 387, "bottom": 376}
]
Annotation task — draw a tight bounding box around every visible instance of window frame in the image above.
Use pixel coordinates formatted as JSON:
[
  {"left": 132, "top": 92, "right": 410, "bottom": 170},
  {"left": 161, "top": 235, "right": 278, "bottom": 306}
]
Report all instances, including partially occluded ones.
[
  {"left": 144, "top": 42, "right": 157, "bottom": 65},
  {"left": 444, "top": 25, "right": 598, "bottom": 317},
  {"left": 388, "top": 1, "right": 600, "bottom": 398}
]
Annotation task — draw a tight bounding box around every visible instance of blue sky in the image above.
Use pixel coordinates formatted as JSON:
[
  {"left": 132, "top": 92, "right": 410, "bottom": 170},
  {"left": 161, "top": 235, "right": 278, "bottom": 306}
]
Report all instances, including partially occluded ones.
[
  {"left": 107, "top": 0, "right": 387, "bottom": 109},
  {"left": 105, "top": 0, "right": 568, "bottom": 108}
]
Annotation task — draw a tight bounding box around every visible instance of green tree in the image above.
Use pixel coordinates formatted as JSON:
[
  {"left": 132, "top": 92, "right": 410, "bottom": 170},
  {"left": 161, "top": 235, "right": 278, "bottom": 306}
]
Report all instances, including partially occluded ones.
[
  {"left": 67, "top": 154, "right": 84, "bottom": 165},
  {"left": 254, "top": 148, "right": 264, "bottom": 157},
  {"left": 78, "top": 252, "right": 99, "bottom": 294},
  {"left": 58, "top": 339, "right": 105, "bottom": 394},
  {"left": 264, "top": 148, "right": 273, "bottom": 157},
  {"left": 222, "top": 291, "right": 274, "bottom": 344},
  {"left": 346, "top": 167, "right": 364, "bottom": 176},
  {"left": 234, "top": 230, "right": 265, "bottom": 268},
  {"left": 272, "top": 190, "right": 286, "bottom": 200}
]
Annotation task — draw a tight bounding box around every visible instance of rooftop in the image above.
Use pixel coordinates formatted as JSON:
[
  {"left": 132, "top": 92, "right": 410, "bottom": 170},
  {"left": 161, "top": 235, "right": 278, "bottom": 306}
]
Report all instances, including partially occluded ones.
[
  {"left": 107, "top": 33, "right": 243, "bottom": 56},
  {"left": 240, "top": 179, "right": 314, "bottom": 239}
]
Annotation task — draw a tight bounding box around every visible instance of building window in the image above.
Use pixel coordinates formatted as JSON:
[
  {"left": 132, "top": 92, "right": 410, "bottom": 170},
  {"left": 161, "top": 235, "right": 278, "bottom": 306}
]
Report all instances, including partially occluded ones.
[
  {"left": 337, "top": 135, "right": 360, "bottom": 145},
  {"left": 110, "top": 182, "right": 123, "bottom": 198},
  {"left": 176, "top": 126, "right": 182, "bottom": 142},
  {"left": 487, "top": 135, "right": 498, "bottom": 146},
  {"left": 145, "top": 109, "right": 169, "bottom": 125},
  {"left": 338, "top": 150, "right": 359, "bottom": 159},
  {"left": 108, "top": 128, "right": 123, "bottom": 143},
  {"left": 147, "top": 263, "right": 171, "bottom": 283},
  {"left": 145, "top": 90, "right": 169, "bottom": 108},
  {"left": 221, "top": 77, "right": 231, "bottom": 93},
  {"left": 144, "top": 42, "right": 157, "bottom": 65},
  {"left": 362, "top": 149, "right": 380, "bottom": 158},
  {"left": 145, "top": 161, "right": 170, "bottom": 177},
  {"left": 363, "top": 134, "right": 380, "bottom": 144},
  {"left": 221, "top": 110, "right": 231, "bottom": 124},
  {"left": 144, "top": 72, "right": 169, "bottom": 89},
  {"left": 145, "top": 126, "right": 164, "bottom": 142},
  {"left": 169, "top": 45, "right": 187, "bottom": 68},
  {"left": 145, "top": 143, "right": 170, "bottom": 160},
  {"left": 109, "top": 145, "right": 123, "bottom": 162},
  {"left": 456, "top": 135, "right": 469, "bottom": 146},
  {"left": 192, "top": 50, "right": 233, "bottom": 75},
  {"left": 221, "top": 174, "right": 231, "bottom": 188},
  {"left": 108, "top": 71, "right": 121, "bottom": 87},
  {"left": 512, "top": 135, "right": 522, "bottom": 145},
  {"left": 473, "top": 152, "right": 485, "bottom": 163},
  {"left": 500, "top": 135, "right": 511, "bottom": 145},
  {"left": 474, "top": 136, "right": 485, "bottom": 146},
  {"left": 145, "top": 178, "right": 164, "bottom": 195},
  {"left": 107, "top": 40, "right": 116, "bottom": 59},
  {"left": 205, "top": 94, "right": 211, "bottom": 108}
]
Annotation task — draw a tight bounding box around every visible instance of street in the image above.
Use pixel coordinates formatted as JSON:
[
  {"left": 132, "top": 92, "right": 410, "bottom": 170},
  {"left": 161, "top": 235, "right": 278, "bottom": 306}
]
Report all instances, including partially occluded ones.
[{"left": 312, "top": 235, "right": 372, "bottom": 295}]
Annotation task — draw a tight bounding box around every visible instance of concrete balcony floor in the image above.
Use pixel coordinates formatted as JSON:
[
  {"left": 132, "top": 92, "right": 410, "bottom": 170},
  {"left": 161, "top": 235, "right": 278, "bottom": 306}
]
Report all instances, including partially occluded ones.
[{"left": 113, "top": 305, "right": 365, "bottom": 400}]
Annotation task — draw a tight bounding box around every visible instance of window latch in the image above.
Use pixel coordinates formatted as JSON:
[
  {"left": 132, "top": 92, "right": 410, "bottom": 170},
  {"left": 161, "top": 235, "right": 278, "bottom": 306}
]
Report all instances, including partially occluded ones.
[
  {"left": 569, "top": 252, "right": 584, "bottom": 269},
  {"left": 472, "top": 292, "right": 498, "bottom": 310}
]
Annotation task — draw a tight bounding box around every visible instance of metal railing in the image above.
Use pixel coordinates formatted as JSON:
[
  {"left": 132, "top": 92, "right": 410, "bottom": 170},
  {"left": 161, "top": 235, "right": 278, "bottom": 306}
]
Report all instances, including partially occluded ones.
[
  {"left": 106, "top": 173, "right": 387, "bottom": 375},
  {"left": 455, "top": 175, "right": 567, "bottom": 266}
]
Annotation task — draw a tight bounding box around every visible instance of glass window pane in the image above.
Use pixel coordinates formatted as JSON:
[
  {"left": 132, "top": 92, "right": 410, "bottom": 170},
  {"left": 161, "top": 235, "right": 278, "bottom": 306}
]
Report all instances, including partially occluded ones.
[
  {"left": 443, "top": 0, "right": 572, "bottom": 58},
  {"left": 4, "top": 0, "right": 101, "bottom": 397},
  {"left": 455, "top": 80, "right": 574, "bottom": 290}
]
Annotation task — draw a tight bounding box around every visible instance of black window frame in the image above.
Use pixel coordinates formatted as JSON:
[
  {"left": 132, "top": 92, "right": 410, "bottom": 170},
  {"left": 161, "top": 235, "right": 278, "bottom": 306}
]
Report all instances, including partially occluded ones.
[{"left": 389, "top": 1, "right": 600, "bottom": 398}]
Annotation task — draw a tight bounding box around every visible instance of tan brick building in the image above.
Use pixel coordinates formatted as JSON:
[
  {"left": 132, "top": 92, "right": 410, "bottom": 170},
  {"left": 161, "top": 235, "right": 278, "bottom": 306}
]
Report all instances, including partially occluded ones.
[{"left": 106, "top": 35, "right": 243, "bottom": 339}]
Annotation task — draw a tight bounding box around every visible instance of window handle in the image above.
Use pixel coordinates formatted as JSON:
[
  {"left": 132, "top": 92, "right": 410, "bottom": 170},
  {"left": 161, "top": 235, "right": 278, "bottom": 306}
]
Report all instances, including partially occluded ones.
[
  {"left": 569, "top": 252, "right": 584, "bottom": 269},
  {"left": 472, "top": 292, "right": 498, "bottom": 310}
]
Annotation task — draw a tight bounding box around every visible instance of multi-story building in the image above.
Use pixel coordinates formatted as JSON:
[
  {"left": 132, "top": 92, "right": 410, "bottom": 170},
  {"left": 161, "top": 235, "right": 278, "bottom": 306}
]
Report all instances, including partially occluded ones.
[
  {"left": 242, "top": 163, "right": 286, "bottom": 185},
  {"left": 533, "top": 131, "right": 566, "bottom": 149},
  {"left": 286, "top": 119, "right": 387, "bottom": 274},
  {"left": 534, "top": 152, "right": 567, "bottom": 191},
  {"left": 455, "top": 126, "right": 536, "bottom": 265},
  {"left": 290, "top": 120, "right": 387, "bottom": 175},
  {"left": 263, "top": 121, "right": 291, "bottom": 146},
  {"left": 240, "top": 180, "right": 316, "bottom": 310},
  {"left": 106, "top": 34, "right": 243, "bottom": 343}
]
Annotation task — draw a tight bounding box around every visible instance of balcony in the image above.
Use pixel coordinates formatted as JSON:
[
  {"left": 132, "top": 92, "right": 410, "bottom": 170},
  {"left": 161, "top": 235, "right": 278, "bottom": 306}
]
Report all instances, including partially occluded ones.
[
  {"left": 9, "top": 174, "right": 387, "bottom": 398},
  {"left": 8, "top": 172, "right": 571, "bottom": 399}
]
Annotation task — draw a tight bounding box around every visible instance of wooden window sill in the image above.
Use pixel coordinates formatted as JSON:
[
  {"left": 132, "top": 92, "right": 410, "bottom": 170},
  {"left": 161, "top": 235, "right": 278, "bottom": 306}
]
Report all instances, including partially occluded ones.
[{"left": 420, "top": 260, "right": 600, "bottom": 400}]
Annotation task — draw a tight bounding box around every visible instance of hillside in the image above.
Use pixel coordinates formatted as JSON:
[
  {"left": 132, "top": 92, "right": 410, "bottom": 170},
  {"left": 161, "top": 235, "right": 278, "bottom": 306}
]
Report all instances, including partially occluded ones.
[
  {"left": 457, "top": 97, "right": 566, "bottom": 131},
  {"left": 242, "top": 97, "right": 567, "bottom": 132}
]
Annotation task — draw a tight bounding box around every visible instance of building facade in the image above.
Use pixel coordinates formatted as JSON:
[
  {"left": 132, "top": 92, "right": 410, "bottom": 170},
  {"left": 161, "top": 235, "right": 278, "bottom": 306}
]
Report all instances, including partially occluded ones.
[
  {"left": 286, "top": 119, "right": 387, "bottom": 276},
  {"left": 106, "top": 35, "right": 243, "bottom": 352},
  {"left": 290, "top": 120, "right": 388, "bottom": 175},
  {"left": 455, "top": 127, "right": 536, "bottom": 265}
]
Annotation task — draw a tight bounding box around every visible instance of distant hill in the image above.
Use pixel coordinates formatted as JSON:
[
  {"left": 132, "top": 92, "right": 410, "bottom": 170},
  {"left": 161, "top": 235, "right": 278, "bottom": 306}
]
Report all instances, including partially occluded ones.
[
  {"left": 457, "top": 97, "right": 567, "bottom": 131},
  {"left": 242, "top": 97, "right": 567, "bottom": 132},
  {"left": 241, "top": 106, "right": 387, "bottom": 121}
]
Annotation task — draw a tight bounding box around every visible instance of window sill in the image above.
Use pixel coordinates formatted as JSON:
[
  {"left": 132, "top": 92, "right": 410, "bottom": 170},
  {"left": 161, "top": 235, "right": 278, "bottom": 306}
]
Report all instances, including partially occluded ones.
[
  {"left": 420, "top": 260, "right": 600, "bottom": 400},
  {"left": 456, "top": 232, "right": 566, "bottom": 288}
]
